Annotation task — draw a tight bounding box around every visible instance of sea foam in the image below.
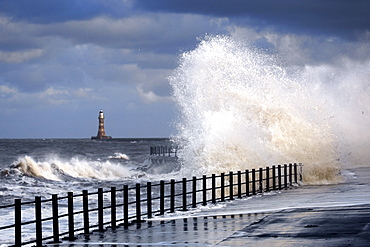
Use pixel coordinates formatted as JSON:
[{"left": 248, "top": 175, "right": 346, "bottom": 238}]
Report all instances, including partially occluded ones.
[{"left": 10, "top": 155, "right": 132, "bottom": 181}]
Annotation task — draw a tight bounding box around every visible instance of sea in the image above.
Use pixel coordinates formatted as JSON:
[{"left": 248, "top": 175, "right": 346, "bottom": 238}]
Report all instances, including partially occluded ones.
[
  {"left": 0, "top": 138, "right": 177, "bottom": 205},
  {"left": 1, "top": 35, "right": 369, "bottom": 245},
  {"left": 0, "top": 138, "right": 183, "bottom": 245}
]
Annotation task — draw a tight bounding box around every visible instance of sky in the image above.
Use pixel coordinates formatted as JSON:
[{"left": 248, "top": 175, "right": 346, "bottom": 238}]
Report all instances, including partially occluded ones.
[{"left": 0, "top": 0, "right": 369, "bottom": 138}]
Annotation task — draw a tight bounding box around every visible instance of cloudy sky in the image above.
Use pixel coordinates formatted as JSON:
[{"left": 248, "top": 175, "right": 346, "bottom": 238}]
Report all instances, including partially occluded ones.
[{"left": 0, "top": 0, "right": 369, "bottom": 138}]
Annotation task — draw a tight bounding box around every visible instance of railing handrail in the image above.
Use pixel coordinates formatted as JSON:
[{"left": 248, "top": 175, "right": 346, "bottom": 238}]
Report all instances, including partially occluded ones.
[{"left": 1, "top": 163, "right": 302, "bottom": 247}]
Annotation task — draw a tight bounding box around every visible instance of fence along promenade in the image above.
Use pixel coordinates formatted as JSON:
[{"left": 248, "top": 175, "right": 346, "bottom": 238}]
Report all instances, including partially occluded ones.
[{"left": 0, "top": 147, "right": 302, "bottom": 247}]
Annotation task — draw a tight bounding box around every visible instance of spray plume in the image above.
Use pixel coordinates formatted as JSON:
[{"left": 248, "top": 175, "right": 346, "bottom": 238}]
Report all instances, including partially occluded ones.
[{"left": 170, "top": 35, "right": 341, "bottom": 184}]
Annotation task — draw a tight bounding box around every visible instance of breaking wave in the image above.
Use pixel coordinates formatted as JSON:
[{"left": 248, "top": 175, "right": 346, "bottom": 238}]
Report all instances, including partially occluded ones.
[
  {"left": 170, "top": 35, "right": 348, "bottom": 184},
  {"left": 108, "top": 153, "right": 130, "bottom": 160},
  {"left": 4, "top": 155, "right": 132, "bottom": 181}
]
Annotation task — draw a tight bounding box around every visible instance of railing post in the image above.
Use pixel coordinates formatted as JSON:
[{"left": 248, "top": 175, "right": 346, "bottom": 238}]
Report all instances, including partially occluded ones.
[
  {"left": 182, "top": 178, "right": 187, "bottom": 211},
  {"left": 229, "top": 171, "right": 234, "bottom": 200},
  {"left": 259, "top": 168, "right": 263, "bottom": 193},
  {"left": 272, "top": 165, "right": 276, "bottom": 190},
  {"left": 289, "top": 163, "right": 293, "bottom": 186},
  {"left": 160, "top": 180, "right": 165, "bottom": 215},
  {"left": 98, "top": 188, "right": 104, "bottom": 231},
  {"left": 237, "top": 171, "right": 242, "bottom": 198},
  {"left": 147, "top": 182, "right": 152, "bottom": 219},
  {"left": 212, "top": 174, "right": 216, "bottom": 203},
  {"left": 278, "top": 165, "right": 282, "bottom": 190},
  {"left": 68, "top": 192, "right": 75, "bottom": 241},
  {"left": 83, "top": 190, "right": 89, "bottom": 234},
  {"left": 294, "top": 163, "right": 298, "bottom": 183},
  {"left": 52, "top": 194, "right": 60, "bottom": 243},
  {"left": 202, "top": 175, "right": 207, "bottom": 206},
  {"left": 252, "top": 169, "right": 256, "bottom": 195},
  {"left": 170, "top": 179, "right": 175, "bottom": 213},
  {"left": 266, "top": 167, "right": 270, "bottom": 192},
  {"left": 123, "top": 185, "right": 129, "bottom": 226},
  {"left": 135, "top": 183, "right": 141, "bottom": 222},
  {"left": 111, "top": 187, "right": 116, "bottom": 229},
  {"left": 221, "top": 173, "right": 225, "bottom": 202},
  {"left": 284, "top": 164, "right": 288, "bottom": 188},
  {"left": 15, "top": 199, "right": 21, "bottom": 247},
  {"left": 192, "top": 177, "right": 197, "bottom": 208},
  {"left": 35, "top": 196, "right": 42, "bottom": 247},
  {"left": 245, "top": 170, "right": 249, "bottom": 197}
]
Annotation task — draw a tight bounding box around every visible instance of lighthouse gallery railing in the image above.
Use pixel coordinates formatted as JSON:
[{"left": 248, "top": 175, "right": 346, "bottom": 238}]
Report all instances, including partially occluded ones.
[{"left": 0, "top": 163, "right": 302, "bottom": 247}]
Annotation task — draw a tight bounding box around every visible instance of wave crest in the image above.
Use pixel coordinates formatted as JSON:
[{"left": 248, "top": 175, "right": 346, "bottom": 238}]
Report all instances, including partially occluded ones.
[
  {"left": 9, "top": 155, "right": 132, "bottom": 181},
  {"left": 108, "top": 153, "right": 130, "bottom": 160}
]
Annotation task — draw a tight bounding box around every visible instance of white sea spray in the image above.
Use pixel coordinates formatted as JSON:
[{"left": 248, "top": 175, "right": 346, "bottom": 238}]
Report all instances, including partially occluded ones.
[{"left": 170, "top": 35, "right": 348, "bottom": 184}]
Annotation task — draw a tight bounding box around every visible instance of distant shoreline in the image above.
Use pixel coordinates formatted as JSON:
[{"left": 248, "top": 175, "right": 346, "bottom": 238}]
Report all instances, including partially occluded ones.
[
  {"left": 0, "top": 137, "right": 172, "bottom": 141},
  {"left": 91, "top": 137, "right": 171, "bottom": 141}
]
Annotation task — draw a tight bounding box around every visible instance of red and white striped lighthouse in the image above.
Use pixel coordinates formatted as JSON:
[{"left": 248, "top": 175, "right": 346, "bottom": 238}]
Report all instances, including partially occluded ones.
[{"left": 91, "top": 110, "right": 112, "bottom": 140}]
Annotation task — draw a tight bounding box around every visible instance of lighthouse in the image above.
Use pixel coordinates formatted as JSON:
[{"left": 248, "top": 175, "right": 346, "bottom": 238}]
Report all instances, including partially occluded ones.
[{"left": 91, "top": 110, "right": 112, "bottom": 140}]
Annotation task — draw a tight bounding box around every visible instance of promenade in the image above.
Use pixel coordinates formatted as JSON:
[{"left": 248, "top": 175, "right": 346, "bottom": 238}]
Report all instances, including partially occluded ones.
[{"left": 52, "top": 167, "right": 370, "bottom": 246}]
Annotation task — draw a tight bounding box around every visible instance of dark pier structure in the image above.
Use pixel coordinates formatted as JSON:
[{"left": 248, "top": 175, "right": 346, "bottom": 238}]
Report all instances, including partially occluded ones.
[{"left": 91, "top": 110, "right": 112, "bottom": 140}]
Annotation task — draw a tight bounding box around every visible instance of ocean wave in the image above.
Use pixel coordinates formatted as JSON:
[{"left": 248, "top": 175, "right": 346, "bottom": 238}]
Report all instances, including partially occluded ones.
[
  {"left": 170, "top": 35, "right": 342, "bottom": 184},
  {"left": 4, "top": 155, "right": 132, "bottom": 181},
  {"left": 108, "top": 152, "right": 130, "bottom": 160}
]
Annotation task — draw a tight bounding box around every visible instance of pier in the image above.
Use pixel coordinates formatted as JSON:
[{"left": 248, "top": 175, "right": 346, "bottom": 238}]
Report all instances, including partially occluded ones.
[{"left": 149, "top": 146, "right": 178, "bottom": 157}]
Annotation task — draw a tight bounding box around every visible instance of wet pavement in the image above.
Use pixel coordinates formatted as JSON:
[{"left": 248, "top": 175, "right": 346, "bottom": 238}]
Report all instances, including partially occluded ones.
[{"left": 52, "top": 167, "right": 370, "bottom": 246}]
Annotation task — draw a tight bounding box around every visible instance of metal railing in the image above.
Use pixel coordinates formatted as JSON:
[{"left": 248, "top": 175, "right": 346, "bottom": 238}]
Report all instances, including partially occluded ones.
[
  {"left": 149, "top": 146, "right": 178, "bottom": 157},
  {"left": 1, "top": 163, "right": 301, "bottom": 247}
]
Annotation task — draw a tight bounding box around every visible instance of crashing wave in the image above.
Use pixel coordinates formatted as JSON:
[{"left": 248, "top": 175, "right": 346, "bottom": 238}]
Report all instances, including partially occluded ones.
[{"left": 5, "top": 155, "right": 132, "bottom": 181}]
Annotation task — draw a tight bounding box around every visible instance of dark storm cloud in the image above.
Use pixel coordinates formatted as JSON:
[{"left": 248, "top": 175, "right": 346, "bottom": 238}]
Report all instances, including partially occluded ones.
[
  {"left": 135, "top": 0, "right": 370, "bottom": 38},
  {"left": 0, "top": 0, "right": 132, "bottom": 23},
  {"left": 34, "top": 14, "right": 214, "bottom": 54}
]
